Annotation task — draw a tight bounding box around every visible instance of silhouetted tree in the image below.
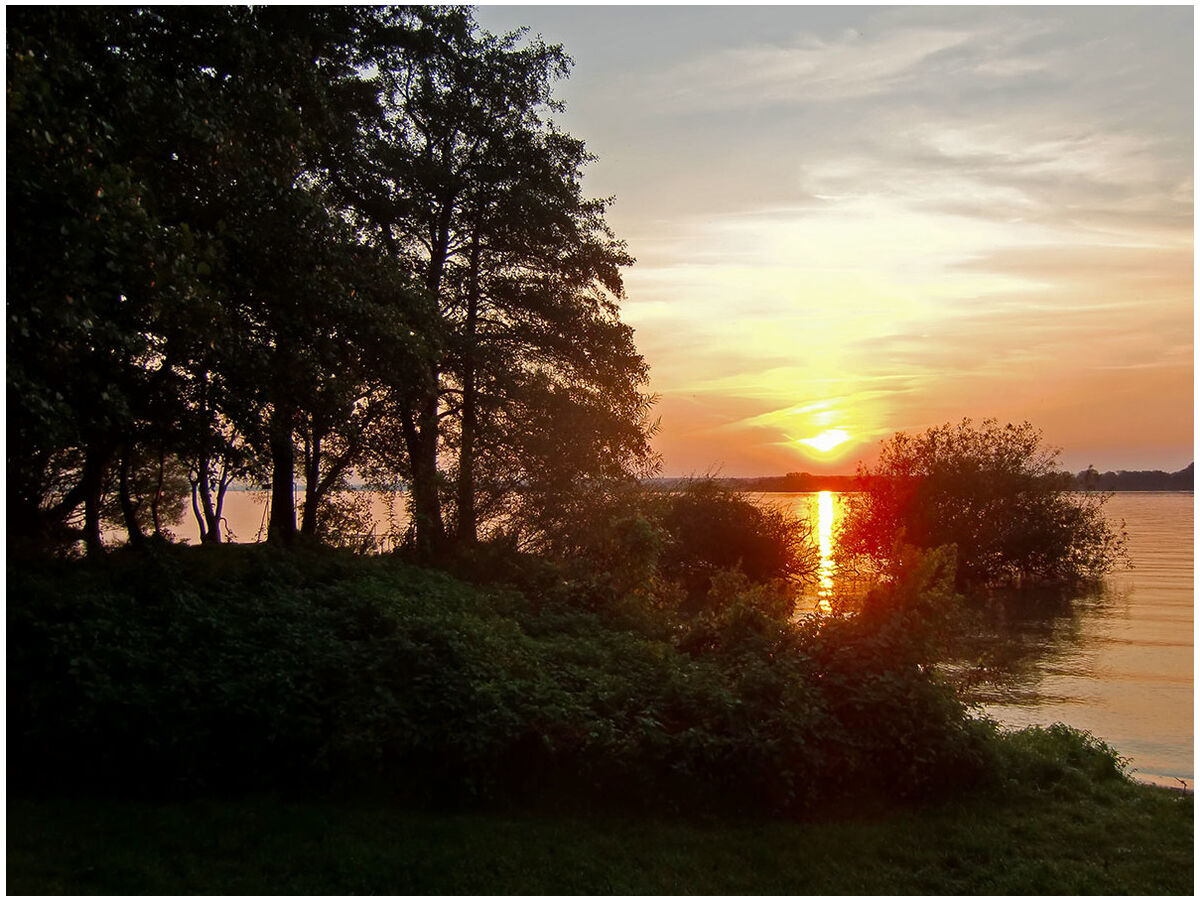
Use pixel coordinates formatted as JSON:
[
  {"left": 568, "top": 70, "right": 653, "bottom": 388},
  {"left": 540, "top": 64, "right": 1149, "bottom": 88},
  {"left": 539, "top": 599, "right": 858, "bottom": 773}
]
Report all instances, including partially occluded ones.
[
  {"left": 8, "top": 8, "right": 431, "bottom": 552},
  {"left": 8, "top": 7, "right": 654, "bottom": 558},
  {"left": 341, "top": 10, "right": 655, "bottom": 554},
  {"left": 8, "top": 8, "right": 198, "bottom": 554},
  {"left": 841, "top": 420, "right": 1126, "bottom": 588}
]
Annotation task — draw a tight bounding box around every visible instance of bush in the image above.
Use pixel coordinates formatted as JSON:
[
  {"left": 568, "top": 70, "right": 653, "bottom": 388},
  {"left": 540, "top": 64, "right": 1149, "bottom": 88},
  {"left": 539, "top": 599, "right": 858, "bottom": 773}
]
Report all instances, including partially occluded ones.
[
  {"left": 500, "top": 478, "right": 817, "bottom": 628},
  {"left": 840, "top": 419, "right": 1126, "bottom": 589},
  {"left": 796, "top": 545, "right": 993, "bottom": 797},
  {"left": 7, "top": 546, "right": 511, "bottom": 793},
  {"left": 9, "top": 540, "right": 995, "bottom": 814},
  {"left": 989, "top": 724, "right": 1130, "bottom": 797},
  {"left": 651, "top": 478, "right": 818, "bottom": 606}
]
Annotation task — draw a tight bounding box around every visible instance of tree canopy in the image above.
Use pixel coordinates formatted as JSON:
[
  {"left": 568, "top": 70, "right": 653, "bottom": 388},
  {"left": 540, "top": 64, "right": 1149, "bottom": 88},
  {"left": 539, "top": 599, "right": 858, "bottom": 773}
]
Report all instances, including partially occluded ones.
[
  {"left": 839, "top": 420, "right": 1126, "bottom": 589},
  {"left": 7, "top": 6, "right": 657, "bottom": 558}
]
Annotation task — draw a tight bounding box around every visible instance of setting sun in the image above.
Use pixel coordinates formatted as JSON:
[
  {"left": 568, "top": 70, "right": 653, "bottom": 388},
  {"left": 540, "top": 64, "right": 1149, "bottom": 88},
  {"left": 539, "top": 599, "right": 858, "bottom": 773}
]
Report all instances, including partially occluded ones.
[
  {"left": 473, "top": 6, "right": 1195, "bottom": 478},
  {"left": 797, "top": 429, "right": 852, "bottom": 454}
]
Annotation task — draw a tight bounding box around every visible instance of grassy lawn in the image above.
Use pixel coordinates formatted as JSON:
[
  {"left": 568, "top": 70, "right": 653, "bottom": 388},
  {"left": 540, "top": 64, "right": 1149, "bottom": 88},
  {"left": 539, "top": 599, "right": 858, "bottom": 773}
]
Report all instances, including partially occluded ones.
[{"left": 8, "top": 779, "right": 1192, "bottom": 895}]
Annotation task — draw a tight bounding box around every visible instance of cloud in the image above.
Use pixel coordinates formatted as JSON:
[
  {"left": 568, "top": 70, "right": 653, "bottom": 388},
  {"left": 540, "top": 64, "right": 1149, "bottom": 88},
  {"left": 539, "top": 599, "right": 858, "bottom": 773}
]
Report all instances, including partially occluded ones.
[
  {"left": 650, "top": 26, "right": 979, "bottom": 109},
  {"left": 479, "top": 6, "right": 1194, "bottom": 473},
  {"left": 791, "top": 111, "right": 1191, "bottom": 239},
  {"left": 636, "top": 10, "right": 1081, "bottom": 114}
]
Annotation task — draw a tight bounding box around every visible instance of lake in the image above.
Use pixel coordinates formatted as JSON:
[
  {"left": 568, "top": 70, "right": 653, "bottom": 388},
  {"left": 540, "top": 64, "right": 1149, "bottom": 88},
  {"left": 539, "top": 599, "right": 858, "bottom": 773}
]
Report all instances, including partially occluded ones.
[
  {"left": 157, "top": 488, "right": 1193, "bottom": 786},
  {"left": 765, "top": 491, "right": 1194, "bottom": 788}
]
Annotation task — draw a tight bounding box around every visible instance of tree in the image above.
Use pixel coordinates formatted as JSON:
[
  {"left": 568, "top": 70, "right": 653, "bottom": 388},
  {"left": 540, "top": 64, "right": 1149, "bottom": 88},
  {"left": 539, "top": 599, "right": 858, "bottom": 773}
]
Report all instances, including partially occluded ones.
[
  {"left": 341, "top": 10, "right": 656, "bottom": 555},
  {"left": 653, "top": 479, "right": 818, "bottom": 608},
  {"left": 9, "top": 7, "right": 432, "bottom": 553},
  {"left": 840, "top": 419, "right": 1126, "bottom": 588},
  {"left": 442, "top": 136, "right": 652, "bottom": 546},
  {"left": 8, "top": 8, "right": 655, "bottom": 559},
  {"left": 7, "top": 7, "right": 196, "bottom": 555},
  {"left": 101, "top": 448, "right": 192, "bottom": 544},
  {"left": 156, "top": 7, "right": 410, "bottom": 547}
]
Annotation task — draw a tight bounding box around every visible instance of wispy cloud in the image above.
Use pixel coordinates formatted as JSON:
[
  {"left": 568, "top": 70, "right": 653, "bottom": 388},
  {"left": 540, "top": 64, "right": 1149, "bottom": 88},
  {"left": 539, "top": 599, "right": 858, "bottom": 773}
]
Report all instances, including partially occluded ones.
[
  {"left": 648, "top": 26, "right": 979, "bottom": 109},
  {"left": 479, "top": 5, "right": 1193, "bottom": 473}
]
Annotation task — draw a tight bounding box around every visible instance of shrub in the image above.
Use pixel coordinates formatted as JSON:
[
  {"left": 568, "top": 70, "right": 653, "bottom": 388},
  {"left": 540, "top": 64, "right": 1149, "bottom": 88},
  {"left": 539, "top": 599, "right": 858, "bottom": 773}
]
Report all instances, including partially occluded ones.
[
  {"left": 651, "top": 478, "right": 818, "bottom": 606},
  {"left": 8, "top": 540, "right": 994, "bottom": 813},
  {"left": 494, "top": 478, "right": 817, "bottom": 629},
  {"left": 840, "top": 419, "right": 1126, "bottom": 589},
  {"left": 797, "top": 545, "right": 993, "bottom": 797},
  {"left": 989, "top": 723, "right": 1130, "bottom": 797}
]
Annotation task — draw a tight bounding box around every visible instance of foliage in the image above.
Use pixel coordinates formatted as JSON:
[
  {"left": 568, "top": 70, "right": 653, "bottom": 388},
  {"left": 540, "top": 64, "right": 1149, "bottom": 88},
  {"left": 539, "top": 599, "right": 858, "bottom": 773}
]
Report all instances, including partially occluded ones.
[
  {"left": 840, "top": 419, "right": 1127, "bottom": 589},
  {"left": 652, "top": 479, "right": 818, "bottom": 605},
  {"left": 7, "top": 7, "right": 184, "bottom": 553},
  {"left": 7, "top": 7, "right": 654, "bottom": 558},
  {"left": 333, "top": 8, "right": 657, "bottom": 554},
  {"left": 519, "top": 478, "right": 818, "bottom": 615},
  {"left": 987, "top": 723, "right": 1129, "bottom": 795},
  {"left": 794, "top": 545, "right": 998, "bottom": 797},
  {"left": 10, "top": 542, "right": 991, "bottom": 814},
  {"left": 6, "top": 7, "right": 391, "bottom": 550}
]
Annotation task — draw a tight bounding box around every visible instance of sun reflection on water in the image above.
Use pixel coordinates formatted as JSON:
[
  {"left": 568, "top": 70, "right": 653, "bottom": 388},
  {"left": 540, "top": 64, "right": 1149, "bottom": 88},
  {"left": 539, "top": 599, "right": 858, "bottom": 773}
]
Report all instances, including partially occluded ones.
[{"left": 816, "top": 490, "right": 834, "bottom": 612}]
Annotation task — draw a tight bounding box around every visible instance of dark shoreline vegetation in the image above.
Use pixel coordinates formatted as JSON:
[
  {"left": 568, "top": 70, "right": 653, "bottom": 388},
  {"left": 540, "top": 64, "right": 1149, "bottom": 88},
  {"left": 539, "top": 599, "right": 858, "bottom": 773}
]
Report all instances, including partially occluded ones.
[
  {"left": 7, "top": 6, "right": 1190, "bottom": 895},
  {"left": 7, "top": 527, "right": 1193, "bottom": 894}
]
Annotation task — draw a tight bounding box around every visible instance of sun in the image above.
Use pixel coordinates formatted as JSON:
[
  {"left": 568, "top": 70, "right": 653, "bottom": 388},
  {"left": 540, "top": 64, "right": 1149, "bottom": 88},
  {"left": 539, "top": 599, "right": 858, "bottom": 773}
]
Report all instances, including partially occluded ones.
[{"left": 797, "top": 428, "right": 852, "bottom": 454}]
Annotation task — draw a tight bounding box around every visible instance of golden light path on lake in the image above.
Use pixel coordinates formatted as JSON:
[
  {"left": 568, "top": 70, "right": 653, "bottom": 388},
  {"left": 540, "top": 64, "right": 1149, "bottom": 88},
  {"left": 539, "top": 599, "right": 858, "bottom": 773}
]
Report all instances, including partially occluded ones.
[{"left": 816, "top": 490, "right": 834, "bottom": 612}]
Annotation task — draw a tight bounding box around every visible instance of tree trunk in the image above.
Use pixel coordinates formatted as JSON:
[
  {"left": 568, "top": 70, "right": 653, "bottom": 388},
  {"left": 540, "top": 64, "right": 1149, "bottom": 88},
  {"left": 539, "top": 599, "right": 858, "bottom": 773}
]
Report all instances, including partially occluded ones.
[
  {"left": 267, "top": 401, "right": 297, "bottom": 546},
  {"left": 198, "top": 462, "right": 221, "bottom": 543},
  {"left": 211, "top": 460, "right": 230, "bottom": 543},
  {"left": 81, "top": 446, "right": 108, "bottom": 557},
  {"left": 398, "top": 207, "right": 452, "bottom": 557},
  {"left": 402, "top": 403, "right": 444, "bottom": 558},
  {"left": 301, "top": 430, "right": 321, "bottom": 537},
  {"left": 191, "top": 478, "right": 208, "bottom": 543},
  {"left": 456, "top": 231, "right": 482, "bottom": 545},
  {"left": 457, "top": 364, "right": 477, "bottom": 545},
  {"left": 150, "top": 448, "right": 166, "bottom": 537},
  {"left": 118, "top": 451, "right": 145, "bottom": 549}
]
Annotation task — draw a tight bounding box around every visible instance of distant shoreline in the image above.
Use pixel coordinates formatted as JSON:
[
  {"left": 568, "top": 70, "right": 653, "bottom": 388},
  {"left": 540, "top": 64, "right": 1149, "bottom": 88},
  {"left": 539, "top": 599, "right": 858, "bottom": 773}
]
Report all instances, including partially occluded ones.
[
  {"left": 647, "top": 463, "right": 1193, "bottom": 494},
  {"left": 224, "top": 466, "right": 1194, "bottom": 495},
  {"left": 731, "top": 486, "right": 1194, "bottom": 494}
]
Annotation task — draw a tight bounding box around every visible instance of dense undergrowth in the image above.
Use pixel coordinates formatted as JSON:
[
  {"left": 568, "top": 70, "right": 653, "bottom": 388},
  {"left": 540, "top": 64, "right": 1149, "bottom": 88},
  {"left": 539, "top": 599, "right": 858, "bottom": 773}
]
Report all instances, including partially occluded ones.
[
  {"left": 11, "top": 553, "right": 995, "bottom": 813},
  {"left": 8, "top": 483, "right": 1137, "bottom": 818}
]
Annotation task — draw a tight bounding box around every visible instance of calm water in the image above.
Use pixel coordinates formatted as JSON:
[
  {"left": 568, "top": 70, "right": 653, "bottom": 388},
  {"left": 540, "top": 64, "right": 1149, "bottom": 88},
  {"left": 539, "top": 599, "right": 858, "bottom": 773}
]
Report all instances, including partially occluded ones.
[
  {"left": 766, "top": 491, "right": 1194, "bottom": 787},
  {"left": 148, "top": 488, "right": 1193, "bottom": 785},
  {"left": 153, "top": 490, "right": 409, "bottom": 548}
]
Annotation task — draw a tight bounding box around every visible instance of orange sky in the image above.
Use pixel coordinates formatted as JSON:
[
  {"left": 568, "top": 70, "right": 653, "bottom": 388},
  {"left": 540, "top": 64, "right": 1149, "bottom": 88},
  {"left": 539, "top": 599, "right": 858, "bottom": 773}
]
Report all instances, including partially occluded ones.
[{"left": 477, "top": 6, "right": 1194, "bottom": 475}]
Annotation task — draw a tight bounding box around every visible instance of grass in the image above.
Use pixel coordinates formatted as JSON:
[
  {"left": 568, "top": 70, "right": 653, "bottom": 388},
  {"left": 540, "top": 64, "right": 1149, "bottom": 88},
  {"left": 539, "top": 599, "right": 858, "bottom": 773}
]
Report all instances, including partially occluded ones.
[{"left": 8, "top": 778, "right": 1192, "bottom": 895}]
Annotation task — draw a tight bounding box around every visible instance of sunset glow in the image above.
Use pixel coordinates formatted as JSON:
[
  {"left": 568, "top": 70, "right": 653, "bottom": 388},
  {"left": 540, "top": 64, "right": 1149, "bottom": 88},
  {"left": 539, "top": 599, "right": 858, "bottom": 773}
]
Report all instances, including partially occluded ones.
[
  {"left": 798, "top": 429, "right": 852, "bottom": 454},
  {"left": 477, "top": 6, "right": 1193, "bottom": 476},
  {"left": 9, "top": 7, "right": 1193, "bottom": 865}
]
